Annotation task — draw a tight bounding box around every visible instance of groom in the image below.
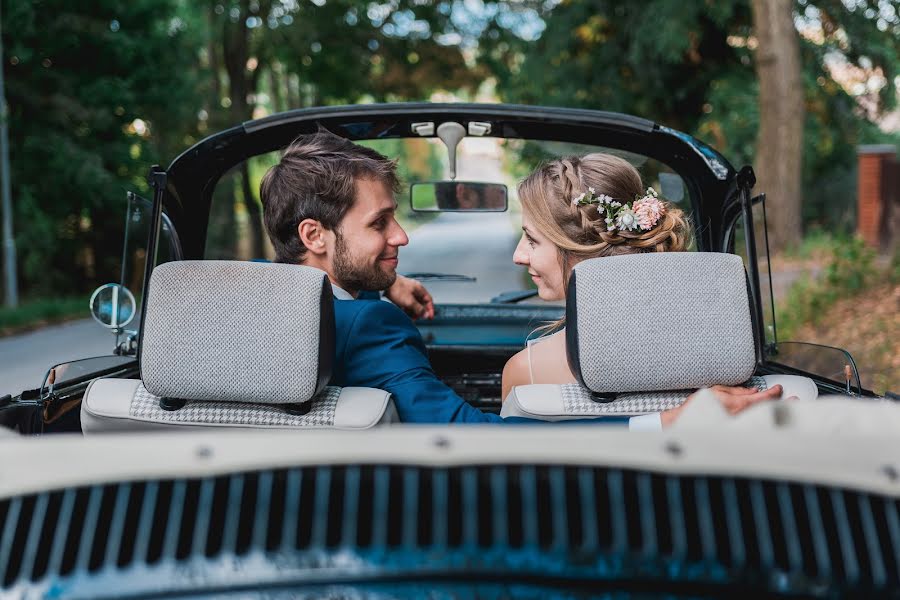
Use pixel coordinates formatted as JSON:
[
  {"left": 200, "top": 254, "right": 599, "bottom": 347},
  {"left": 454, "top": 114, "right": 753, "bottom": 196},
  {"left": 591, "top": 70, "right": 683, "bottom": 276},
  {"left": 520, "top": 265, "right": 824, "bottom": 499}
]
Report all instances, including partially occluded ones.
[{"left": 259, "top": 130, "right": 781, "bottom": 425}]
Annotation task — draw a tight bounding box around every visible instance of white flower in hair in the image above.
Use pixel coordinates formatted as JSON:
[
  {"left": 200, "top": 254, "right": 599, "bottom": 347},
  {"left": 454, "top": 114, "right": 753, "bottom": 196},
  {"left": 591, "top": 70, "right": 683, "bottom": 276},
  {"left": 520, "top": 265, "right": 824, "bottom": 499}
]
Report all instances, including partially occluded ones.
[
  {"left": 572, "top": 192, "right": 586, "bottom": 206},
  {"left": 615, "top": 207, "right": 639, "bottom": 231}
]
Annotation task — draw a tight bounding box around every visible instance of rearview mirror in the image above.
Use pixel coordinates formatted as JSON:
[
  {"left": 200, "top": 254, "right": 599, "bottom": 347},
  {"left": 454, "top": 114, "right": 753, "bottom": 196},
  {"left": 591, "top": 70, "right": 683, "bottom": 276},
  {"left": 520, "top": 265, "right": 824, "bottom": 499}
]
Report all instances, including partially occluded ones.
[{"left": 411, "top": 181, "right": 508, "bottom": 212}]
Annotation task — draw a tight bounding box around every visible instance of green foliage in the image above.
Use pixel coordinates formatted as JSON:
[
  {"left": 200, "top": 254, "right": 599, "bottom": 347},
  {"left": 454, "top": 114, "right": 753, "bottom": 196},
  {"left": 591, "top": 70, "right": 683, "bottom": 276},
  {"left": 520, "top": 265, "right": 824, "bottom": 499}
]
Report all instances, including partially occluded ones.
[
  {"left": 3, "top": 0, "right": 203, "bottom": 296},
  {"left": 781, "top": 227, "right": 837, "bottom": 259},
  {"left": 0, "top": 295, "right": 87, "bottom": 335},
  {"left": 481, "top": 0, "right": 900, "bottom": 233},
  {"left": 5, "top": 0, "right": 898, "bottom": 306},
  {"left": 3, "top": 0, "right": 476, "bottom": 296},
  {"left": 775, "top": 235, "right": 878, "bottom": 339},
  {"left": 183, "top": 0, "right": 475, "bottom": 260}
]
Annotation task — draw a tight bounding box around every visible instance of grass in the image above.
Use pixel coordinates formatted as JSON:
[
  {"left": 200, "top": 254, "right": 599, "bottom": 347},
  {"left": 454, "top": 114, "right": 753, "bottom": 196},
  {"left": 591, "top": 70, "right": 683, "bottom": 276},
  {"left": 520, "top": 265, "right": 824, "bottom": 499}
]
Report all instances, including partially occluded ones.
[
  {"left": 775, "top": 235, "right": 880, "bottom": 340},
  {"left": 779, "top": 228, "right": 838, "bottom": 262},
  {"left": 0, "top": 296, "right": 89, "bottom": 337},
  {"left": 773, "top": 236, "right": 899, "bottom": 394}
]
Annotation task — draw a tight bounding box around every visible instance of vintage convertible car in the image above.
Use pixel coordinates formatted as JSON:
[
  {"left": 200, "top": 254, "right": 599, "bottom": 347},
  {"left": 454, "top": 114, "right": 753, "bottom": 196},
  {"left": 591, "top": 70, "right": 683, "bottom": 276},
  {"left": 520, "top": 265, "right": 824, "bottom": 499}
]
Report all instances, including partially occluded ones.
[{"left": 0, "top": 104, "right": 897, "bottom": 597}]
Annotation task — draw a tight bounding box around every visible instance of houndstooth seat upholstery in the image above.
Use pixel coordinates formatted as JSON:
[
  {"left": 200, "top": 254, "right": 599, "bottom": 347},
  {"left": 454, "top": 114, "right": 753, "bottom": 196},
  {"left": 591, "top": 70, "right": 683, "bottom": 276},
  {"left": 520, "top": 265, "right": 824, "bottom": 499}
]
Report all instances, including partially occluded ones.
[
  {"left": 501, "top": 253, "right": 817, "bottom": 421},
  {"left": 81, "top": 261, "right": 398, "bottom": 433}
]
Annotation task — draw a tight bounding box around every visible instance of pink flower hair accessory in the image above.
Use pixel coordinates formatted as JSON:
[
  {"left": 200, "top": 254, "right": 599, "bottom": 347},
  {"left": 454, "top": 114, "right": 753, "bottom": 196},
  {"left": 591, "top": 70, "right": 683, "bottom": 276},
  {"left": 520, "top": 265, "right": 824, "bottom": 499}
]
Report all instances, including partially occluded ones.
[
  {"left": 571, "top": 185, "right": 666, "bottom": 232},
  {"left": 632, "top": 187, "right": 665, "bottom": 230}
]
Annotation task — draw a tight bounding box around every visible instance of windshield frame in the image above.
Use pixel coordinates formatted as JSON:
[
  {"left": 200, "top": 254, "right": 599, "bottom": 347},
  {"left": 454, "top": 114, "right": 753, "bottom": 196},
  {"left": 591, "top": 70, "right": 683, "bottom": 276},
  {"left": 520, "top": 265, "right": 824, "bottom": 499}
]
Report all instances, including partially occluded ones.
[{"left": 162, "top": 103, "right": 738, "bottom": 262}]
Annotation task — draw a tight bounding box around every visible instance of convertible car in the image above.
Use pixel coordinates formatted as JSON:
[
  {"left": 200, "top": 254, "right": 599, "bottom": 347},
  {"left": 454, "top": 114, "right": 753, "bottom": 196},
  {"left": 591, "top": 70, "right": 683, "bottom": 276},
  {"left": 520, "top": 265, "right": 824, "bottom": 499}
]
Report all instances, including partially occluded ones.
[{"left": 0, "top": 104, "right": 897, "bottom": 598}]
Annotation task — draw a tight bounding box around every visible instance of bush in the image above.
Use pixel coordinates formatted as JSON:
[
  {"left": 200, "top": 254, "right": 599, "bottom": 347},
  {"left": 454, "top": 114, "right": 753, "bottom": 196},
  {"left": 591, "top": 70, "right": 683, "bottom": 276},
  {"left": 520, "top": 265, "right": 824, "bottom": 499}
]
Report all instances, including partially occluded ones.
[
  {"left": 0, "top": 296, "right": 88, "bottom": 336},
  {"left": 776, "top": 236, "right": 877, "bottom": 340}
]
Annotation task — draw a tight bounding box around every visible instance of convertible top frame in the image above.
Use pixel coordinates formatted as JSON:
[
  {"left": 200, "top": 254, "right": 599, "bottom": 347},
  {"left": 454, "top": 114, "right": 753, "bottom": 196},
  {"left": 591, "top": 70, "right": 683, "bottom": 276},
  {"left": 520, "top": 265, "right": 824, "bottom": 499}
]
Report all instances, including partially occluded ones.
[{"left": 160, "top": 103, "right": 741, "bottom": 259}]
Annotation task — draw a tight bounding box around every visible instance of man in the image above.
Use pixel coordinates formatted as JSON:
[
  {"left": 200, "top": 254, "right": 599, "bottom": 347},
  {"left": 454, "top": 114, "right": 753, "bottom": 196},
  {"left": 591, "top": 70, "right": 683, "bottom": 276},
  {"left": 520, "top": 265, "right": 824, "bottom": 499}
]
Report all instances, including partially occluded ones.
[{"left": 259, "top": 130, "right": 782, "bottom": 425}]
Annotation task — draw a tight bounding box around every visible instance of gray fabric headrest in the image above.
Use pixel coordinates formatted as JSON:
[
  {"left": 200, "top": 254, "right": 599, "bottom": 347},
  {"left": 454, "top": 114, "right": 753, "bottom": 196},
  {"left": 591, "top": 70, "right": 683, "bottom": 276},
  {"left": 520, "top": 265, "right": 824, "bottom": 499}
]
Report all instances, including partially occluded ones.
[
  {"left": 141, "top": 261, "right": 334, "bottom": 404},
  {"left": 565, "top": 253, "right": 755, "bottom": 393}
]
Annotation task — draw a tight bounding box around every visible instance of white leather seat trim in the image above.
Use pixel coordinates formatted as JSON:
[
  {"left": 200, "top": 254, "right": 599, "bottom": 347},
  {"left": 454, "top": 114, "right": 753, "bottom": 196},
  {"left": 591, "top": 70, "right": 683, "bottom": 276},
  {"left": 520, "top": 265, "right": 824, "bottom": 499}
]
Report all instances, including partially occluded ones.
[
  {"left": 81, "top": 378, "right": 144, "bottom": 433},
  {"left": 761, "top": 375, "right": 818, "bottom": 402},
  {"left": 82, "top": 379, "right": 398, "bottom": 433},
  {"left": 501, "top": 376, "right": 820, "bottom": 423},
  {"left": 333, "top": 387, "right": 398, "bottom": 429},
  {"left": 501, "top": 385, "right": 573, "bottom": 421}
]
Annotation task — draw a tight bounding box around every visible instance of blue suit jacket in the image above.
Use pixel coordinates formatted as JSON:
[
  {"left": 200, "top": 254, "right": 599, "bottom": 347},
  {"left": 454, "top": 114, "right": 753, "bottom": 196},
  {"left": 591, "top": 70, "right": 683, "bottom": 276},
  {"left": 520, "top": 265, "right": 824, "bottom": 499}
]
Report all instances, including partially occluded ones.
[{"left": 331, "top": 297, "right": 630, "bottom": 425}]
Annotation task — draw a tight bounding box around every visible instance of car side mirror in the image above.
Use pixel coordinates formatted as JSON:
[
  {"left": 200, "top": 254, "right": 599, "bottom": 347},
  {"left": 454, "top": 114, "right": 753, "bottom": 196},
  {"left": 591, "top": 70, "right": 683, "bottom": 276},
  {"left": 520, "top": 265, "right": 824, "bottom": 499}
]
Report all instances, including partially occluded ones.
[
  {"left": 89, "top": 283, "right": 136, "bottom": 330},
  {"left": 411, "top": 181, "right": 508, "bottom": 212}
]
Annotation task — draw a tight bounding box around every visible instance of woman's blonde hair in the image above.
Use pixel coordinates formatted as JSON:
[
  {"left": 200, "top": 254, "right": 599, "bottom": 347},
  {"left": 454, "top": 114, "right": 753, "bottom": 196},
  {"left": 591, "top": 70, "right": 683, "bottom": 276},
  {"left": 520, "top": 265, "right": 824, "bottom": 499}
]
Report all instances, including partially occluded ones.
[{"left": 519, "top": 153, "right": 693, "bottom": 333}]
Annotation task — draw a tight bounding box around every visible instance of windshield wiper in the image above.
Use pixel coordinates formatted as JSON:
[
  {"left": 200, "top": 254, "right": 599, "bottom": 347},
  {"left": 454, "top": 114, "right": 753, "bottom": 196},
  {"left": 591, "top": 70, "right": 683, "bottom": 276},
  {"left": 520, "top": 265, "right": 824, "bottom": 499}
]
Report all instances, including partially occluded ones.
[
  {"left": 490, "top": 289, "right": 540, "bottom": 304},
  {"left": 402, "top": 272, "right": 476, "bottom": 283}
]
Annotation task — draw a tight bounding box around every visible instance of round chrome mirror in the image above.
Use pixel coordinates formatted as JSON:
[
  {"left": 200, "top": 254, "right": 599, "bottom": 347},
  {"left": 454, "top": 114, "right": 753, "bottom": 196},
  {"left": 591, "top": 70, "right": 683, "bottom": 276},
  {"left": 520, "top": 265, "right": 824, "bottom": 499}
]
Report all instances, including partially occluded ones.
[{"left": 89, "top": 283, "right": 136, "bottom": 329}]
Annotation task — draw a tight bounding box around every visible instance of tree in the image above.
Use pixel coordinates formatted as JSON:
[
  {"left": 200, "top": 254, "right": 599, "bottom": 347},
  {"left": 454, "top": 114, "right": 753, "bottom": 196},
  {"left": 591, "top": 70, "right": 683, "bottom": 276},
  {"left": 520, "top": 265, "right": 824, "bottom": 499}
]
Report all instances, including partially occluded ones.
[
  {"left": 2, "top": 0, "right": 204, "bottom": 296},
  {"left": 199, "top": 0, "right": 474, "bottom": 258},
  {"left": 480, "top": 0, "right": 900, "bottom": 252},
  {"left": 752, "top": 0, "right": 804, "bottom": 252}
]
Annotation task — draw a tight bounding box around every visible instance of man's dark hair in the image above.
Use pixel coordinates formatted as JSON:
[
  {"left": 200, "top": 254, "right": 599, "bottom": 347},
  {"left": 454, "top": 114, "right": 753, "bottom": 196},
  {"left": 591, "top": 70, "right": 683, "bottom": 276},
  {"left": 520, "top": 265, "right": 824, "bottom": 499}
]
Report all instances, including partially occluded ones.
[{"left": 260, "top": 130, "right": 400, "bottom": 263}]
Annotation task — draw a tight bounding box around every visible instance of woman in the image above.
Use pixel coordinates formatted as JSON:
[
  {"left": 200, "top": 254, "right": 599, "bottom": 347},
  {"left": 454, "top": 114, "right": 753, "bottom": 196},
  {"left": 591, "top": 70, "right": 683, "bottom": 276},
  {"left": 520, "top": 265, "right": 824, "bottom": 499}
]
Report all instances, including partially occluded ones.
[{"left": 501, "top": 153, "right": 782, "bottom": 424}]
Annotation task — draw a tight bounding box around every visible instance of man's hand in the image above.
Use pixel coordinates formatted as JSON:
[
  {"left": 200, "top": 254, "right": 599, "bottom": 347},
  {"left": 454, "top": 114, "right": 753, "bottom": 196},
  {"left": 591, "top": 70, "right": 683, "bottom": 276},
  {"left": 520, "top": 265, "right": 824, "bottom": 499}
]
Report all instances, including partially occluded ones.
[
  {"left": 384, "top": 275, "right": 435, "bottom": 320},
  {"left": 660, "top": 384, "right": 787, "bottom": 427}
]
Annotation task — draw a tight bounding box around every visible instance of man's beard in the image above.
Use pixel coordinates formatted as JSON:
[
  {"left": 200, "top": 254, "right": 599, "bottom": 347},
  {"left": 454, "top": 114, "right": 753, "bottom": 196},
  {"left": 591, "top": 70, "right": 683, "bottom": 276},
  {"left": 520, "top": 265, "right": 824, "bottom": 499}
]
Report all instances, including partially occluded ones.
[{"left": 333, "top": 230, "right": 397, "bottom": 294}]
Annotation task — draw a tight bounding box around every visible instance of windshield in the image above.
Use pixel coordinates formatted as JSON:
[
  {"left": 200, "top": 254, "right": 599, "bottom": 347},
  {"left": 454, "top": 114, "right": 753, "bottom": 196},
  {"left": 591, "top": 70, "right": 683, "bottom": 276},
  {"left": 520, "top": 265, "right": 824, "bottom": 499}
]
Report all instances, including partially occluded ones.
[{"left": 205, "top": 137, "right": 693, "bottom": 304}]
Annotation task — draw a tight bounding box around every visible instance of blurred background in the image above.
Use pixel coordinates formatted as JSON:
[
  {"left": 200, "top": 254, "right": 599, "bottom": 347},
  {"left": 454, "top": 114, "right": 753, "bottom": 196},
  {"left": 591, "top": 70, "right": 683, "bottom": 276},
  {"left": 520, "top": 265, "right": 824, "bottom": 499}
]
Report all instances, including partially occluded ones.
[{"left": 0, "top": 0, "right": 897, "bottom": 394}]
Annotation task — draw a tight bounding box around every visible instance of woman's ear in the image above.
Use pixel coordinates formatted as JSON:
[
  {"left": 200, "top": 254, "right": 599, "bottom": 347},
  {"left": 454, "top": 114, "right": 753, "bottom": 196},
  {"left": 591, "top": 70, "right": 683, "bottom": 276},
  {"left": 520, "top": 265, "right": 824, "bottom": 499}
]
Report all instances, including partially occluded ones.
[{"left": 298, "top": 219, "right": 328, "bottom": 255}]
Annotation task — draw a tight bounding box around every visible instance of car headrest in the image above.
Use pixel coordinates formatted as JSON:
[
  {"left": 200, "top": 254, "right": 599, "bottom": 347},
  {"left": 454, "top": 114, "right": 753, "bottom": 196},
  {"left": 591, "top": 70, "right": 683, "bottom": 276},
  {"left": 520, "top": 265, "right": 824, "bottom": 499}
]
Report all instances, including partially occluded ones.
[
  {"left": 141, "top": 260, "right": 334, "bottom": 405},
  {"left": 565, "top": 252, "right": 755, "bottom": 394}
]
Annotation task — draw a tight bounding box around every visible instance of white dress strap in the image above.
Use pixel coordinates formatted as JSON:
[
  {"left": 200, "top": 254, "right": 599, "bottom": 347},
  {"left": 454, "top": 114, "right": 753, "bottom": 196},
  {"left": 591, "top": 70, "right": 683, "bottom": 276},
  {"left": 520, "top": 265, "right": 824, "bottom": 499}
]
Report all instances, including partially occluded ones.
[
  {"left": 526, "top": 338, "right": 536, "bottom": 384},
  {"left": 524, "top": 328, "right": 565, "bottom": 386}
]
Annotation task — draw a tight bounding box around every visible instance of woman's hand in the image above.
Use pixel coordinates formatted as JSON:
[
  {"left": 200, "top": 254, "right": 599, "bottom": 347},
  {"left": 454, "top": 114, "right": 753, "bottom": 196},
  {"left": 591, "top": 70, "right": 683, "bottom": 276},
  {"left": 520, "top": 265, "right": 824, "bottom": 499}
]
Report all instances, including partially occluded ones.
[{"left": 660, "top": 384, "right": 787, "bottom": 427}]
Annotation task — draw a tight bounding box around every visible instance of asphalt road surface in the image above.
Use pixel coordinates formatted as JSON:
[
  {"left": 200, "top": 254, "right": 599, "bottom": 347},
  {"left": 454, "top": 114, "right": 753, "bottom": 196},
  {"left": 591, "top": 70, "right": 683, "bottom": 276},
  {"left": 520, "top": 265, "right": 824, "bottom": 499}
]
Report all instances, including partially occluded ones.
[
  {"left": 0, "top": 319, "right": 116, "bottom": 397},
  {"left": 401, "top": 211, "right": 525, "bottom": 303},
  {"left": 399, "top": 135, "right": 529, "bottom": 303}
]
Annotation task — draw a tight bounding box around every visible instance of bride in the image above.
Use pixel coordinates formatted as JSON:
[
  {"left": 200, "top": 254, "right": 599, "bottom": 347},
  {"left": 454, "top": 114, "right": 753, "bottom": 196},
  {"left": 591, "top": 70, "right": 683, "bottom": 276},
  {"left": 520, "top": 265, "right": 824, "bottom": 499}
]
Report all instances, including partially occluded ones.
[{"left": 501, "top": 153, "right": 783, "bottom": 426}]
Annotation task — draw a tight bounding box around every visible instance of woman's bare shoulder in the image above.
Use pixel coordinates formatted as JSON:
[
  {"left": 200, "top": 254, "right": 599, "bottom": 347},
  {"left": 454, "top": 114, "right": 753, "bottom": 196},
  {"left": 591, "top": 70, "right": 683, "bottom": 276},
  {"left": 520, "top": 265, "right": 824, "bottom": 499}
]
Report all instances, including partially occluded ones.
[
  {"left": 501, "top": 348, "right": 530, "bottom": 402},
  {"left": 530, "top": 332, "right": 576, "bottom": 384}
]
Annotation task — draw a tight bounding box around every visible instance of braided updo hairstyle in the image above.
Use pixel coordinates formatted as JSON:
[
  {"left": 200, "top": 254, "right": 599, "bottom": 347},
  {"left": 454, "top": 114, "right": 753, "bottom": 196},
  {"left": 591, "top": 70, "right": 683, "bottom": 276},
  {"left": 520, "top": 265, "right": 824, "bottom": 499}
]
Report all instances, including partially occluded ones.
[{"left": 518, "top": 153, "right": 692, "bottom": 288}]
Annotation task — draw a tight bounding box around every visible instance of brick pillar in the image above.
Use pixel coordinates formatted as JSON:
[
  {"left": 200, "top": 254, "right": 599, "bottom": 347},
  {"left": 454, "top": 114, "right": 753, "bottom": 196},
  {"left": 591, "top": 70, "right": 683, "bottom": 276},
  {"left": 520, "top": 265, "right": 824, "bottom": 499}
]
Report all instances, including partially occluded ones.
[{"left": 857, "top": 145, "right": 896, "bottom": 247}]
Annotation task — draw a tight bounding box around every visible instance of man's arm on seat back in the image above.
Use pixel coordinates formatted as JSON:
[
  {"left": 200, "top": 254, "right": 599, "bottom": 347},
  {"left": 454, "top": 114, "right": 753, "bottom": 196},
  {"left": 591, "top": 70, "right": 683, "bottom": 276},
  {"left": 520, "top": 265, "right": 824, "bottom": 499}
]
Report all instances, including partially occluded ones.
[
  {"left": 339, "top": 301, "right": 503, "bottom": 423},
  {"left": 335, "top": 301, "right": 630, "bottom": 426}
]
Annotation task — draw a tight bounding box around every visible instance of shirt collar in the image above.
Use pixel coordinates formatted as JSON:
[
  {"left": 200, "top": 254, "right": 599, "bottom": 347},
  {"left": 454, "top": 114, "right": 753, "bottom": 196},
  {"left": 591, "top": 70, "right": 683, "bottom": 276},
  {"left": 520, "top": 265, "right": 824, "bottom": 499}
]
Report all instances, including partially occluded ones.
[{"left": 330, "top": 283, "right": 355, "bottom": 301}]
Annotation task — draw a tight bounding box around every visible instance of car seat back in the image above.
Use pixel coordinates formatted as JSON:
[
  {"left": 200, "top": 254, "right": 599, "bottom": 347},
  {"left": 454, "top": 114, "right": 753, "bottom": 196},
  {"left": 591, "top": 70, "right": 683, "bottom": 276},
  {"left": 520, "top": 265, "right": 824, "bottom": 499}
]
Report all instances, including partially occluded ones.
[
  {"left": 82, "top": 260, "right": 398, "bottom": 432},
  {"left": 502, "top": 253, "right": 816, "bottom": 420}
]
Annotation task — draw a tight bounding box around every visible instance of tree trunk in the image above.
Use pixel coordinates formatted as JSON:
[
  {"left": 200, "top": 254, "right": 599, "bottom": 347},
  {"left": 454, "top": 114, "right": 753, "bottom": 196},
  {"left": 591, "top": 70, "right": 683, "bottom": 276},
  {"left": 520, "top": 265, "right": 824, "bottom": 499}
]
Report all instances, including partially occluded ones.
[
  {"left": 287, "top": 73, "right": 301, "bottom": 109},
  {"left": 222, "top": 0, "right": 265, "bottom": 259},
  {"left": 751, "top": 0, "right": 805, "bottom": 253},
  {"left": 207, "top": 2, "right": 221, "bottom": 105},
  {"left": 267, "top": 63, "right": 284, "bottom": 113}
]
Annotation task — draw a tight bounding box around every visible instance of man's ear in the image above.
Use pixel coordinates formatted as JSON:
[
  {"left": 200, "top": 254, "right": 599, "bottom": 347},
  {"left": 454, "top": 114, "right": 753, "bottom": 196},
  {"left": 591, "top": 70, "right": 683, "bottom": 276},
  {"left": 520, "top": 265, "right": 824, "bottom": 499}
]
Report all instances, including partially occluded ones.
[{"left": 298, "top": 219, "right": 328, "bottom": 255}]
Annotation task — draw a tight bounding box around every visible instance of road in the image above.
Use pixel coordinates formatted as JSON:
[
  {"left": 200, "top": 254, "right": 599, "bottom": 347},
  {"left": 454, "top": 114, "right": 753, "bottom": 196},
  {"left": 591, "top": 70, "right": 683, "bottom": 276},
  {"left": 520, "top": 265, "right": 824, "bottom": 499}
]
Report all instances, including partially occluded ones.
[
  {"left": 400, "top": 135, "right": 527, "bottom": 303},
  {"left": 401, "top": 211, "right": 524, "bottom": 303},
  {"left": 0, "top": 319, "right": 116, "bottom": 397}
]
